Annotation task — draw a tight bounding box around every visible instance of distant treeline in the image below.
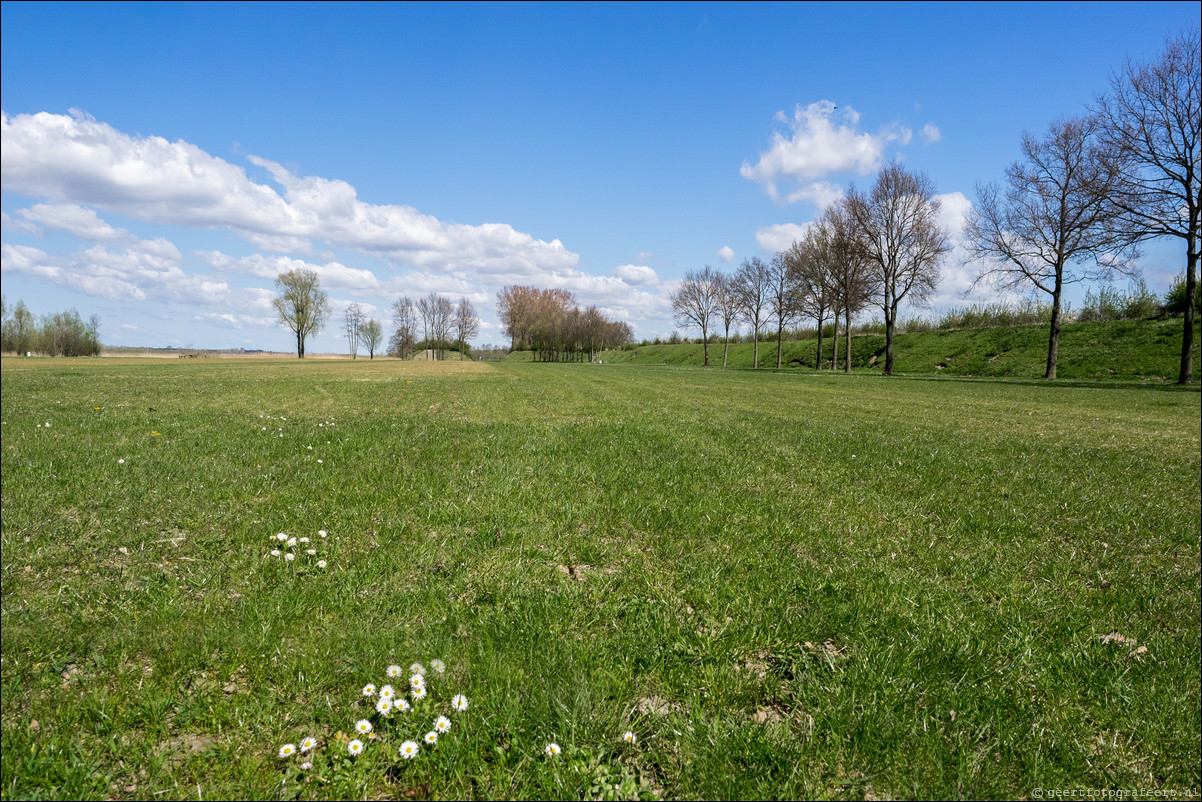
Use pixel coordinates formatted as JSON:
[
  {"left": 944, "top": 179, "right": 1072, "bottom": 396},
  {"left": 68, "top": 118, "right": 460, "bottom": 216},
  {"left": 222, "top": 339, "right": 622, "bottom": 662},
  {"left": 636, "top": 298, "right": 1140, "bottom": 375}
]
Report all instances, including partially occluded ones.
[
  {"left": 1, "top": 297, "right": 101, "bottom": 357},
  {"left": 495, "top": 286, "right": 633, "bottom": 362}
]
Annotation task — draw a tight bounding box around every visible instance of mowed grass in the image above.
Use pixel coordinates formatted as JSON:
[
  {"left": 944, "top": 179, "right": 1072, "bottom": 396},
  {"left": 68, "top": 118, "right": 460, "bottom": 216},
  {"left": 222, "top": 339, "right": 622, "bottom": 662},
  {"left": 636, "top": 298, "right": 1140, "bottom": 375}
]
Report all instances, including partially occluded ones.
[{"left": 1, "top": 357, "right": 1199, "bottom": 800}]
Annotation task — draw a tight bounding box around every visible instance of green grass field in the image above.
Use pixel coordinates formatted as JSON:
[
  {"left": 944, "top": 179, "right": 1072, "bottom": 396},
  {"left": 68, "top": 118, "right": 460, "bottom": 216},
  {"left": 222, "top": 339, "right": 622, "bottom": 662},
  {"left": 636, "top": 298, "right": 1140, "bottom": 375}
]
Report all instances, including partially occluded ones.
[{"left": 2, "top": 357, "right": 1199, "bottom": 800}]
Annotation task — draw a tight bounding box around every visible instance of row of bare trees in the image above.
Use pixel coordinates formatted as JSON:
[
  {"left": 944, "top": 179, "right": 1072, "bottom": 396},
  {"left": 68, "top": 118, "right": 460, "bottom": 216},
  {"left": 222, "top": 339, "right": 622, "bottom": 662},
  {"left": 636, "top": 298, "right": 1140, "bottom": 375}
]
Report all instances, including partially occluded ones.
[
  {"left": 672, "top": 164, "right": 948, "bottom": 375},
  {"left": 968, "top": 29, "right": 1198, "bottom": 382},
  {"left": 496, "top": 285, "right": 633, "bottom": 362},
  {"left": 389, "top": 293, "right": 480, "bottom": 360}
]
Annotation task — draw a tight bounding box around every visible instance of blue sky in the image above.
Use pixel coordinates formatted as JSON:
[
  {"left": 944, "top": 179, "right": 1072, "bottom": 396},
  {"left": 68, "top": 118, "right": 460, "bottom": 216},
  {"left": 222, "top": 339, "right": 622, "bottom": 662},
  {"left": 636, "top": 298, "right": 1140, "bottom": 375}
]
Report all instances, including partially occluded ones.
[{"left": 2, "top": 2, "right": 1197, "bottom": 352}]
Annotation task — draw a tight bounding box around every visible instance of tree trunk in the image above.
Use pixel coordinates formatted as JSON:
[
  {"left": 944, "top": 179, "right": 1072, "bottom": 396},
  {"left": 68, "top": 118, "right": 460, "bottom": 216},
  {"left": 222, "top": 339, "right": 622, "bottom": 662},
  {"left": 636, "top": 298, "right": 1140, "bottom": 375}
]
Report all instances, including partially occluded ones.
[
  {"left": 831, "top": 319, "right": 839, "bottom": 370},
  {"left": 1045, "top": 286, "right": 1062, "bottom": 379},
  {"left": 722, "top": 325, "right": 729, "bottom": 367},
  {"left": 753, "top": 330, "right": 759, "bottom": 369},
  {"left": 844, "top": 306, "right": 852, "bottom": 373},
  {"left": 1180, "top": 246, "right": 1196, "bottom": 384},
  {"left": 776, "top": 328, "right": 783, "bottom": 369},
  {"left": 815, "top": 312, "right": 824, "bottom": 370},
  {"left": 297, "top": 330, "right": 305, "bottom": 359},
  {"left": 702, "top": 328, "right": 709, "bottom": 366},
  {"left": 883, "top": 303, "right": 896, "bottom": 376}
]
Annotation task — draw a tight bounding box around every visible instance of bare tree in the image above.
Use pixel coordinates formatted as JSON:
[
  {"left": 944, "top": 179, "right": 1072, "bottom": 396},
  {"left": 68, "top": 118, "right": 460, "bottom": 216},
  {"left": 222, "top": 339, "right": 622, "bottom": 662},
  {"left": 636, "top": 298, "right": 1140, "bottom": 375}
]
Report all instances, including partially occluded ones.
[
  {"left": 847, "top": 164, "right": 949, "bottom": 376},
  {"left": 1096, "top": 29, "right": 1200, "bottom": 384},
  {"left": 713, "top": 271, "right": 741, "bottom": 367},
  {"left": 344, "top": 302, "right": 365, "bottom": 359},
  {"left": 272, "top": 268, "right": 330, "bottom": 358},
  {"left": 966, "top": 116, "right": 1137, "bottom": 378},
  {"left": 786, "top": 228, "right": 837, "bottom": 370},
  {"left": 670, "top": 266, "right": 720, "bottom": 366},
  {"left": 734, "top": 257, "right": 770, "bottom": 368},
  {"left": 767, "top": 251, "right": 799, "bottom": 369},
  {"left": 359, "top": 318, "right": 383, "bottom": 359},
  {"left": 390, "top": 296, "right": 418, "bottom": 359},
  {"left": 455, "top": 298, "right": 480, "bottom": 360},
  {"left": 825, "top": 199, "right": 878, "bottom": 372}
]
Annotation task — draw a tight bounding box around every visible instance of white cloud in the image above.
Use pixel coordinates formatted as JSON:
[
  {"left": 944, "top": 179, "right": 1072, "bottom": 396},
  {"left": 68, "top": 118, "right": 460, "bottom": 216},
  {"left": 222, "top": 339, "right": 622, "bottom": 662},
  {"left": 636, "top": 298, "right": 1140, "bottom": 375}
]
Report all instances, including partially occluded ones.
[
  {"left": 755, "top": 222, "right": 813, "bottom": 253},
  {"left": 612, "top": 264, "right": 659, "bottom": 285},
  {"left": 921, "top": 123, "right": 942, "bottom": 144},
  {"left": 716, "top": 246, "right": 735, "bottom": 262},
  {"left": 741, "top": 101, "right": 909, "bottom": 205},
  {"left": 20, "top": 203, "right": 135, "bottom": 242},
  {"left": 1, "top": 110, "right": 580, "bottom": 276}
]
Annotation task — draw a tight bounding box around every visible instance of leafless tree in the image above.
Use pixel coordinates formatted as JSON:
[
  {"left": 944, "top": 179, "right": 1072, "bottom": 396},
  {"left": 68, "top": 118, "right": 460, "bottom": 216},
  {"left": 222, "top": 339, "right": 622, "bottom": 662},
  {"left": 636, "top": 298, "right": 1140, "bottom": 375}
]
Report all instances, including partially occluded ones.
[
  {"left": 713, "top": 271, "right": 741, "bottom": 367},
  {"left": 1096, "top": 29, "right": 1200, "bottom": 384},
  {"left": 272, "top": 268, "right": 330, "bottom": 358},
  {"left": 735, "top": 257, "right": 770, "bottom": 368},
  {"left": 966, "top": 116, "right": 1137, "bottom": 378},
  {"left": 767, "top": 251, "right": 799, "bottom": 369},
  {"left": 847, "top": 164, "right": 949, "bottom": 376},
  {"left": 343, "top": 302, "right": 365, "bottom": 359},
  {"left": 786, "top": 227, "right": 837, "bottom": 370},
  {"left": 359, "top": 319, "right": 384, "bottom": 359},
  {"left": 824, "top": 199, "right": 878, "bottom": 372},
  {"left": 455, "top": 298, "right": 481, "bottom": 360},
  {"left": 669, "top": 266, "right": 720, "bottom": 366},
  {"left": 390, "top": 295, "right": 418, "bottom": 359}
]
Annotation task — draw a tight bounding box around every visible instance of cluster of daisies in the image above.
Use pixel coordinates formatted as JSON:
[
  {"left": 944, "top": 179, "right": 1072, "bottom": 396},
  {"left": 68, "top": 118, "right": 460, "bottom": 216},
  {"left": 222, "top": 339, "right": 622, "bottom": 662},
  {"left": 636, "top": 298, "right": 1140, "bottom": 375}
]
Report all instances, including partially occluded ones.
[
  {"left": 278, "top": 660, "right": 467, "bottom": 765},
  {"left": 266, "top": 529, "right": 329, "bottom": 569}
]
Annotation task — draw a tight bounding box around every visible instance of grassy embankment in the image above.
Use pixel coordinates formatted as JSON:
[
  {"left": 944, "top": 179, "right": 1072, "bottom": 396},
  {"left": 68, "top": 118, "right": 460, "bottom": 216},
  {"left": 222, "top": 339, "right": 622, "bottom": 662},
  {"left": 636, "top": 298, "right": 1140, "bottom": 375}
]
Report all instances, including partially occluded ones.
[
  {"left": 598, "top": 318, "right": 1199, "bottom": 381},
  {"left": 1, "top": 357, "right": 1199, "bottom": 799}
]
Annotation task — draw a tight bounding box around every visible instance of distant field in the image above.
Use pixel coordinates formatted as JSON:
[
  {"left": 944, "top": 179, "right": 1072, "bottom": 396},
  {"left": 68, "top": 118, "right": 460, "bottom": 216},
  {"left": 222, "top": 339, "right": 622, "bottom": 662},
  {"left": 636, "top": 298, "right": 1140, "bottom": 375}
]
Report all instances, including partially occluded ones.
[
  {"left": 601, "top": 318, "right": 1200, "bottom": 381},
  {"left": 1, "top": 357, "right": 1199, "bottom": 800}
]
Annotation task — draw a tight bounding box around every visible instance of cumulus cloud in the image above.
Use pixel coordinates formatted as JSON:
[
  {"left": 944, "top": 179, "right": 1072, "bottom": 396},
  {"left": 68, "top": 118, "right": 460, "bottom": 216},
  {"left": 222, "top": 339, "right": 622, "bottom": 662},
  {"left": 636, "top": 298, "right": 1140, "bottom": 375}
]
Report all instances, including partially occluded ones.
[
  {"left": 755, "top": 222, "right": 813, "bottom": 253},
  {"left": 20, "top": 203, "right": 136, "bottom": 243},
  {"left": 1, "top": 110, "right": 580, "bottom": 277},
  {"left": 741, "top": 101, "right": 910, "bottom": 205},
  {"left": 612, "top": 264, "right": 659, "bottom": 285},
  {"left": 921, "top": 123, "right": 942, "bottom": 144},
  {"left": 716, "top": 246, "right": 735, "bottom": 263}
]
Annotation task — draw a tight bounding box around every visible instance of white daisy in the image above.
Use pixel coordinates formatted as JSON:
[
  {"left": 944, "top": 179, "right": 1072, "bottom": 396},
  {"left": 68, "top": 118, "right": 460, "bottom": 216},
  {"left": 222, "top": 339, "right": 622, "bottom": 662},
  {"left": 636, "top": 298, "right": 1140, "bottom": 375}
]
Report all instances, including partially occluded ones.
[
  {"left": 300, "top": 736, "right": 318, "bottom": 752},
  {"left": 299, "top": 537, "right": 310, "bottom": 544},
  {"left": 318, "top": 530, "right": 327, "bottom": 538},
  {"left": 286, "top": 538, "right": 297, "bottom": 547},
  {"left": 424, "top": 731, "right": 438, "bottom": 745},
  {"left": 434, "top": 715, "right": 451, "bottom": 734},
  {"left": 347, "top": 739, "right": 364, "bottom": 756},
  {"left": 545, "top": 742, "right": 561, "bottom": 757},
  {"left": 269, "top": 549, "right": 281, "bottom": 557},
  {"left": 276, "top": 533, "right": 288, "bottom": 541},
  {"left": 409, "top": 663, "right": 426, "bottom": 676},
  {"left": 279, "top": 743, "right": 297, "bottom": 758},
  {"left": 300, "top": 761, "right": 312, "bottom": 770},
  {"left": 622, "top": 731, "right": 636, "bottom": 744},
  {"left": 430, "top": 659, "right": 446, "bottom": 674},
  {"left": 355, "top": 719, "right": 372, "bottom": 735},
  {"left": 411, "top": 685, "right": 427, "bottom": 701},
  {"left": 117, "top": 458, "right": 124, "bottom": 464},
  {"left": 399, "top": 740, "right": 420, "bottom": 759},
  {"left": 409, "top": 673, "right": 425, "bottom": 690},
  {"left": 451, "top": 694, "right": 469, "bottom": 712},
  {"left": 394, "top": 698, "right": 411, "bottom": 713},
  {"left": 284, "top": 553, "right": 295, "bottom": 561},
  {"left": 317, "top": 560, "right": 327, "bottom": 568},
  {"left": 362, "top": 683, "right": 376, "bottom": 697},
  {"left": 387, "top": 664, "right": 403, "bottom": 678},
  {"left": 306, "top": 549, "right": 316, "bottom": 556},
  {"left": 379, "top": 684, "right": 395, "bottom": 699},
  {"left": 376, "top": 697, "right": 393, "bottom": 716}
]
